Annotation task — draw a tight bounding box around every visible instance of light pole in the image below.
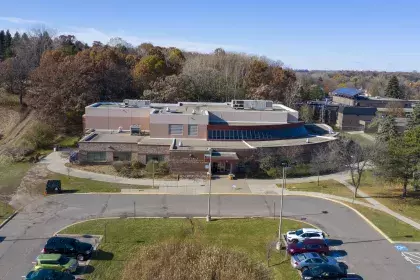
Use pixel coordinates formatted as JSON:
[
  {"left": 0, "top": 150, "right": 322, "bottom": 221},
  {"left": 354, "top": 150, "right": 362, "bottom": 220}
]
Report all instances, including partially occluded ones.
[
  {"left": 152, "top": 160, "right": 158, "bottom": 188},
  {"left": 278, "top": 162, "right": 288, "bottom": 250},
  {"left": 206, "top": 148, "right": 213, "bottom": 222}
]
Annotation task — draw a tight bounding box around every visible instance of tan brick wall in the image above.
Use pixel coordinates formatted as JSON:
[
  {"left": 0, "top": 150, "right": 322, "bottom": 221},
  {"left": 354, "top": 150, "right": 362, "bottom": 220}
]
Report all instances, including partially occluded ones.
[{"left": 149, "top": 123, "right": 207, "bottom": 139}]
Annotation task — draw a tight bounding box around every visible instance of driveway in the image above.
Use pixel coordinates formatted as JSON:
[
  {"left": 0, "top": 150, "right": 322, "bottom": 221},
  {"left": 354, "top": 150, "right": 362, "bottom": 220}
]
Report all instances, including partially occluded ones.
[{"left": 0, "top": 194, "right": 419, "bottom": 280}]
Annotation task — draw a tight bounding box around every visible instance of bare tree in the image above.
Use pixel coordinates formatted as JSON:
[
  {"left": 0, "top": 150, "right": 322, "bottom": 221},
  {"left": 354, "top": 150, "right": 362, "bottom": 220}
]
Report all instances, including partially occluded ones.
[{"left": 310, "top": 146, "right": 330, "bottom": 186}]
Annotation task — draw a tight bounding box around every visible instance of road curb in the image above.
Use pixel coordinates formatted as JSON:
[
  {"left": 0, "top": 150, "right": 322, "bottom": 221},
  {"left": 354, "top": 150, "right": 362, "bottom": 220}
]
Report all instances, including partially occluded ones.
[{"left": 0, "top": 210, "right": 18, "bottom": 230}]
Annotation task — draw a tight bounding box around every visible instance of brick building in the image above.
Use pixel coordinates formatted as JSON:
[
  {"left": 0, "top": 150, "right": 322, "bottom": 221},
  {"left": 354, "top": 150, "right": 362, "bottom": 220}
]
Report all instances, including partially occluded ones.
[{"left": 78, "top": 99, "right": 337, "bottom": 175}]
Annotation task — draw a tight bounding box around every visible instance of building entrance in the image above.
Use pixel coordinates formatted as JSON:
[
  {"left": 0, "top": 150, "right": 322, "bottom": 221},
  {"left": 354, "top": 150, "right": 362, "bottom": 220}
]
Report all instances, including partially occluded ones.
[{"left": 212, "top": 162, "right": 231, "bottom": 174}]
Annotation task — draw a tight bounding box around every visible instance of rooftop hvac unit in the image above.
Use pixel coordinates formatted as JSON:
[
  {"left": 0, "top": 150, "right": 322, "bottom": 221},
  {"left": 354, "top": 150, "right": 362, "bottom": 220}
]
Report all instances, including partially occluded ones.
[
  {"left": 130, "top": 125, "right": 141, "bottom": 135},
  {"left": 231, "top": 100, "right": 273, "bottom": 110},
  {"left": 122, "top": 99, "right": 151, "bottom": 108}
]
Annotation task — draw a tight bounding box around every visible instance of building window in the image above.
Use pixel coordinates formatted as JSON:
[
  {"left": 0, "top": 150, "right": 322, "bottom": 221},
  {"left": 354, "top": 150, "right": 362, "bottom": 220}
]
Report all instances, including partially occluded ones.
[
  {"left": 113, "top": 152, "right": 131, "bottom": 161},
  {"left": 87, "top": 152, "right": 106, "bottom": 162},
  {"left": 146, "top": 155, "right": 165, "bottom": 162},
  {"left": 169, "top": 124, "right": 183, "bottom": 135},
  {"left": 188, "top": 124, "right": 198, "bottom": 136}
]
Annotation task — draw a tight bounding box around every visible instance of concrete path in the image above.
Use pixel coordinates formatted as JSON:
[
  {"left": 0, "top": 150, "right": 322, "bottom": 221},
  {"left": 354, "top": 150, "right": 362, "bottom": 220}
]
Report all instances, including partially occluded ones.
[
  {"left": 337, "top": 178, "right": 420, "bottom": 230},
  {"left": 45, "top": 152, "right": 420, "bottom": 231}
]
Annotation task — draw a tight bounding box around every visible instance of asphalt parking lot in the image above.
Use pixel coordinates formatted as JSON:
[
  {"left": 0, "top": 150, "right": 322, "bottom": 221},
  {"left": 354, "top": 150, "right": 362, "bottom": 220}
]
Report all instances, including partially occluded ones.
[{"left": 0, "top": 194, "right": 419, "bottom": 279}]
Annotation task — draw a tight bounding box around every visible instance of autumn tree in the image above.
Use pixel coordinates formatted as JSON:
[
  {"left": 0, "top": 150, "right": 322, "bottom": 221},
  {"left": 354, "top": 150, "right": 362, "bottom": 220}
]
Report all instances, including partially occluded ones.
[
  {"left": 29, "top": 46, "right": 136, "bottom": 132},
  {"left": 385, "top": 102, "right": 405, "bottom": 118},
  {"left": 299, "top": 105, "right": 314, "bottom": 123}
]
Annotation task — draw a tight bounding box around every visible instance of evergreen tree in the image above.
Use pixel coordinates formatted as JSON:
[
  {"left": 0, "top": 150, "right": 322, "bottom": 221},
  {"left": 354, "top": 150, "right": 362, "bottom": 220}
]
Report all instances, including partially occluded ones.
[
  {"left": 376, "top": 115, "right": 398, "bottom": 143},
  {"left": 21, "top": 32, "right": 29, "bottom": 41},
  {"left": 4, "top": 30, "right": 13, "bottom": 58},
  {"left": 385, "top": 75, "right": 403, "bottom": 99},
  {"left": 0, "top": 30, "right": 5, "bottom": 60},
  {"left": 407, "top": 103, "right": 420, "bottom": 129},
  {"left": 12, "top": 31, "right": 21, "bottom": 46}
]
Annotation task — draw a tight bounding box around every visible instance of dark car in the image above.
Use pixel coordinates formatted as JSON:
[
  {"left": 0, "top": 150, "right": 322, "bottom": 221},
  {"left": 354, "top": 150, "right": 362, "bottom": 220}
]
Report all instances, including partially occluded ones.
[
  {"left": 301, "top": 264, "right": 347, "bottom": 279},
  {"left": 25, "top": 269, "right": 79, "bottom": 280},
  {"left": 287, "top": 239, "right": 329, "bottom": 255},
  {"left": 42, "top": 237, "right": 93, "bottom": 261},
  {"left": 45, "top": 180, "right": 62, "bottom": 194}
]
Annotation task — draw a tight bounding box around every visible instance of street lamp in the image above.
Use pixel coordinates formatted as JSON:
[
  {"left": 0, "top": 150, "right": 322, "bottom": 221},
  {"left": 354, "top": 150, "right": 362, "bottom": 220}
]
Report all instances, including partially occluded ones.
[
  {"left": 278, "top": 161, "right": 288, "bottom": 250},
  {"left": 206, "top": 148, "right": 213, "bottom": 222},
  {"left": 152, "top": 160, "right": 158, "bottom": 188}
]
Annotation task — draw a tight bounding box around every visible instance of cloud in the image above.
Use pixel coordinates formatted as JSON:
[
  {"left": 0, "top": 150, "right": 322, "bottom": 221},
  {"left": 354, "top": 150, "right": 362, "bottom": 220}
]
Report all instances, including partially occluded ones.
[
  {"left": 59, "top": 26, "right": 246, "bottom": 53},
  {"left": 0, "top": 16, "right": 46, "bottom": 24}
]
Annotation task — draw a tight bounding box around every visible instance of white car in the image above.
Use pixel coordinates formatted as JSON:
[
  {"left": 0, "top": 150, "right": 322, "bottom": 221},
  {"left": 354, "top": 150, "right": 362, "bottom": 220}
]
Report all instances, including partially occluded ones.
[{"left": 286, "top": 228, "right": 325, "bottom": 243}]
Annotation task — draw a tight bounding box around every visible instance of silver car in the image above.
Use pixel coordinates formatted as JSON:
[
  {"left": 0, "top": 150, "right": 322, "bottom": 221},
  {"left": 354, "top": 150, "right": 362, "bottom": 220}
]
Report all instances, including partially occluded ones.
[{"left": 290, "top": 252, "right": 338, "bottom": 271}]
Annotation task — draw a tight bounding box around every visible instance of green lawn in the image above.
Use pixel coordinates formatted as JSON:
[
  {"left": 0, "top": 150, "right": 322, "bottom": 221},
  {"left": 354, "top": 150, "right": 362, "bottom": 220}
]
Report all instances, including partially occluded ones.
[
  {"left": 0, "top": 201, "right": 15, "bottom": 224},
  {"left": 358, "top": 171, "right": 420, "bottom": 224},
  {"left": 284, "top": 179, "right": 360, "bottom": 200},
  {"left": 61, "top": 218, "right": 309, "bottom": 280},
  {"left": 341, "top": 132, "right": 374, "bottom": 145},
  {"left": 48, "top": 173, "right": 151, "bottom": 193},
  {"left": 348, "top": 203, "right": 420, "bottom": 242},
  {"left": 0, "top": 161, "right": 32, "bottom": 195},
  {"left": 57, "top": 136, "right": 80, "bottom": 148}
]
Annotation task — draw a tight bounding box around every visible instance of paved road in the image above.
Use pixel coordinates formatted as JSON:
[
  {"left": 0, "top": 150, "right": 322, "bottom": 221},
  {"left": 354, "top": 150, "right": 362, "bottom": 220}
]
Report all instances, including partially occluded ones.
[{"left": 0, "top": 194, "right": 419, "bottom": 280}]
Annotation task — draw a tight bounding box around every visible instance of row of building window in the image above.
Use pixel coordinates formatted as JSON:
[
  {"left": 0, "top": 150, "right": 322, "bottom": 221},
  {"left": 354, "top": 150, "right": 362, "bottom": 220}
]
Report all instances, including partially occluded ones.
[
  {"left": 169, "top": 124, "right": 198, "bottom": 136},
  {"left": 207, "top": 127, "right": 307, "bottom": 140},
  {"left": 86, "top": 152, "right": 165, "bottom": 163}
]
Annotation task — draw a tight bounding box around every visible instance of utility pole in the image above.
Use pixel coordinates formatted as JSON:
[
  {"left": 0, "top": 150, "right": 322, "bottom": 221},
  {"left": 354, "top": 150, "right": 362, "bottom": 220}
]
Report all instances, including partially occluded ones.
[
  {"left": 152, "top": 160, "right": 157, "bottom": 188},
  {"left": 278, "top": 162, "right": 287, "bottom": 250},
  {"left": 206, "top": 148, "right": 213, "bottom": 222}
]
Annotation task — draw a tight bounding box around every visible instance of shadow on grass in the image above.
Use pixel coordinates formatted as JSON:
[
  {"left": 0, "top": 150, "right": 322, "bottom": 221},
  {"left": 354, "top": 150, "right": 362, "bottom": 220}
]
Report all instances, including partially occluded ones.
[
  {"left": 91, "top": 249, "right": 114, "bottom": 261},
  {"left": 77, "top": 264, "right": 95, "bottom": 275}
]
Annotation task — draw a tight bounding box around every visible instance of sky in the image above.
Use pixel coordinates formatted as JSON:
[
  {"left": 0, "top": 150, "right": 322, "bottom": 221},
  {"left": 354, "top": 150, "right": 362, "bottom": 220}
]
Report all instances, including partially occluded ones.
[{"left": 1, "top": 0, "right": 420, "bottom": 71}]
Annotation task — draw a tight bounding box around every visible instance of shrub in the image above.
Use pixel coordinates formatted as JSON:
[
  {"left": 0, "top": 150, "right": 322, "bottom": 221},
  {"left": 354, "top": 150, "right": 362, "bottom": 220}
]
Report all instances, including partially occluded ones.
[
  {"left": 122, "top": 242, "right": 272, "bottom": 280},
  {"left": 145, "top": 160, "right": 160, "bottom": 173},
  {"left": 113, "top": 161, "right": 124, "bottom": 172},
  {"left": 130, "top": 169, "right": 143, "bottom": 178},
  {"left": 157, "top": 162, "right": 169, "bottom": 175},
  {"left": 119, "top": 166, "right": 132, "bottom": 177},
  {"left": 24, "top": 123, "right": 55, "bottom": 150},
  {"left": 131, "top": 161, "right": 144, "bottom": 170}
]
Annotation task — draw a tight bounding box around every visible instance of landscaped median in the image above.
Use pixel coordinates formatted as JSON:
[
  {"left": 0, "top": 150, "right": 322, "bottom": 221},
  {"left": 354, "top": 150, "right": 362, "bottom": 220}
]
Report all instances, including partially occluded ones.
[
  {"left": 60, "top": 218, "right": 310, "bottom": 280},
  {"left": 282, "top": 179, "right": 420, "bottom": 242}
]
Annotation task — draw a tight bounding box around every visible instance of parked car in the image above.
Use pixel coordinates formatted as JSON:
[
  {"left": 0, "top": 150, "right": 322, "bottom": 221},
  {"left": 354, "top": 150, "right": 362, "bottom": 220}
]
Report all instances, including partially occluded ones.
[
  {"left": 291, "top": 252, "right": 338, "bottom": 271},
  {"left": 42, "top": 237, "right": 93, "bottom": 261},
  {"left": 24, "top": 269, "right": 80, "bottom": 280},
  {"left": 287, "top": 239, "right": 329, "bottom": 255},
  {"left": 32, "top": 254, "right": 78, "bottom": 274},
  {"left": 300, "top": 264, "right": 347, "bottom": 279},
  {"left": 286, "top": 228, "right": 325, "bottom": 243},
  {"left": 45, "top": 180, "right": 62, "bottom": 194}
]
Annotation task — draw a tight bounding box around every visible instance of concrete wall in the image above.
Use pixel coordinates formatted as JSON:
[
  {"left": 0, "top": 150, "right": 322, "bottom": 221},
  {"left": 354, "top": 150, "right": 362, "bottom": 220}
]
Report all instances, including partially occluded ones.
[
  {"left": 332, "top": 96, "right": 355, "bottom": 106},
  {"left": 150, "top": 113, "right": 209, "bottom": 125},
  {"left": 208, "top": 110, "right": 288, "bottom": 123},
  {"left": 336, "top": 113, "right": 375, "bottom": 130},
  {"left": 84, "top": 107, "right": 151, "bottom": 130},
  {"left": 149, "top": 124, "right": 207, "bottom": 139}
]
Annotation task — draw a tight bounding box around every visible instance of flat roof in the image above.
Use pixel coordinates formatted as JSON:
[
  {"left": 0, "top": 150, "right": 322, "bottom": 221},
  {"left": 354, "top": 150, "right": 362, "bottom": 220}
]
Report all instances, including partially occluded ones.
[
  {"left": 81, "top": 132, "right": 142, "bottom": 143},
  {"left": 246, "top": 135, "right": 335, "bottom": 147}
]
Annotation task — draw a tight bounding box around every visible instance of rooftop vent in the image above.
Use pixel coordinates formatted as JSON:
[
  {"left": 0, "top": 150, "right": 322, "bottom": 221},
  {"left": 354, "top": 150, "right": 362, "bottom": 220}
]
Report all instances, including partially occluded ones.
[
  {"left": 179, "top": 140, "right": 183, "bottom": 147},
  {"left": 130, "top": 125, "right": 140, "bottom": 136},
  {"left": 191, "top": 109, "right": 196, "bottom": 114},
  {"left": 231, "top": 100, "right": 273, "bottom": 111},
  {"left": 166, "top": 107, "right": 170, "bottom": 112}
]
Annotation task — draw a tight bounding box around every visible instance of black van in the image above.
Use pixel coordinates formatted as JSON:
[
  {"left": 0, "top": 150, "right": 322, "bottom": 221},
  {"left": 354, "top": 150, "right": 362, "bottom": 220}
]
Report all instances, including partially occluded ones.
[{"left": 46, "top": 180, "right": 62, "bottom": 194}]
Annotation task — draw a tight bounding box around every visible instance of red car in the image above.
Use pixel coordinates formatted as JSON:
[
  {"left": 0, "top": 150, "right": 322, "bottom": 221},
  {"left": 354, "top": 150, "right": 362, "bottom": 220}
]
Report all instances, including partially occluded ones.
[{"left": 287, "top": 239, "right": 329, "bottom": 255}]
